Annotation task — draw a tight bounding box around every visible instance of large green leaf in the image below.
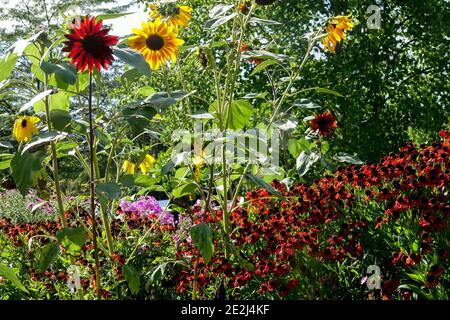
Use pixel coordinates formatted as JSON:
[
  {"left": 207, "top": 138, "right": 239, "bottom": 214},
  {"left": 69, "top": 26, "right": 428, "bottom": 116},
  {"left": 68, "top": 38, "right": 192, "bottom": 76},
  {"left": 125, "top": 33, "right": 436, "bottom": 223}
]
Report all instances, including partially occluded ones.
[
  {"left": 41, "top": 61, "right": 77, "bottom": 85},
  {"left": 294, "top": 99, "right": 321, "bottom": 109},
  {"left": 38, "top": 242, "right": 60, "bottom": 272},
  {"left": 227, "top": 100, "right": 253, "bottom": 130},
  {"left": 11, "top": 149, "right": 46, "bottom": 195},
  {"left": 20, "top": 89, "right": 54, "bottom": 113},
  {"left": 22, "top": 131, "right": 64, "bottom": 154},
  {"left": 96, "top": 182, "right": 121, "bottom": 200},
  {"left": 144, "top": 90, "right": 194, "bottom": 110},
  {"left": 50, "top": 109, "right": 72, "bottom": 131},
  {"left": 208, "top": 4, "right": 234, "bottom": 19},
  {"left": 172, "top": 181, "right": 197, "bottom": 199},
  {"left": 190, "top": 222, "right": 214, "bottom": 265},
  {"left": 34, "top": 91, "right": 70, "bottom": 112},
  {"left": 0, "top": 264, "right": 29, "bottom": 293},
  {"left": 296, "top": 150, "right": 320, "bottom": 177},
  {"left": 0, "top": 153, "right": 13, "bottom": 170},
  {"left": 314, "top": 87, "right": 344, "bottom": 98},
  {"left": 56, "top": 227, "right": 86, "bottom": 256},
  {"left": 333, "top": 152, "right": 364, "bottom": 165},
  {"left": 122, "top": 265, "right": 140, "bottom": 295},
  {"left": 123, "top": 104, "right": 157, "bottom": 129},
  {"left": 288, "top": 137, "right": 311, "bottom": 158},
  {"left": 250, "top": 59, "right": 278, "bottom": 77},
  {"left": 204, "top": 13, "right": 237, "bottom": 30},
  {"left": 210, "top": 100, "right": 254, "bottom": 130},
  {"left": 246, "top": 174, "right": 282, "bottom": 196},
  {"left": 113, "top": 48, "right": 151, "bottom": 77},
  {"left": 0, "top": 53, "right": 19, "bottom": 82}
]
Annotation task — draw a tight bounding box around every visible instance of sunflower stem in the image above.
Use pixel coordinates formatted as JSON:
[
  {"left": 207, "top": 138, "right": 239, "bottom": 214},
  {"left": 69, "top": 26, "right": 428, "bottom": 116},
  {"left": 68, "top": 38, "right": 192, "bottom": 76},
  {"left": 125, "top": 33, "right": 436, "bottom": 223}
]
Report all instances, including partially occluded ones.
[
  {"left": 88, "top": 72, "right": 102, "bottom": 300},
  {"left": 43, "top": 74, "right": 84, "bottom": 300}
]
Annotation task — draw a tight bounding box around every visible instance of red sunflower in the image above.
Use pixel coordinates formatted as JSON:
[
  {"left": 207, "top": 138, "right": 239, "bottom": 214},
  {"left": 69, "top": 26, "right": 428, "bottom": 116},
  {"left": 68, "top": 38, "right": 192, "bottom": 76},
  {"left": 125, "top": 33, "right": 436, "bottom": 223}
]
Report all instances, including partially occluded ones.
[
  {"left": 62, "top": 16, "right": 119, "bottom": 73},
  {"left": 310, "top": 111, "right": 338, "bottom": 137}
]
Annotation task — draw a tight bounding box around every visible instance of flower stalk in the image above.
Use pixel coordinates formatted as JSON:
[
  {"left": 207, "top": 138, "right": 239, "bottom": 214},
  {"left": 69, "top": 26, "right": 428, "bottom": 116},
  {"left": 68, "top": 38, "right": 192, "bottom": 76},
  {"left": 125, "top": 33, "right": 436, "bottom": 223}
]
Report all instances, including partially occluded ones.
[{"left": 88, "top": 72, "right": 102, "bottom": 299}]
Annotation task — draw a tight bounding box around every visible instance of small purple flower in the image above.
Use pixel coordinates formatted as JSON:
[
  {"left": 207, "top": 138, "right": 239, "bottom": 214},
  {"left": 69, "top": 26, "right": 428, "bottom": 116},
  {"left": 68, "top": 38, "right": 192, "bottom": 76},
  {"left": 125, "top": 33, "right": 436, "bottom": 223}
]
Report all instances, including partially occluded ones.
[
  {"left": 119, "top": 196, "right": 163, "bottom": 216},
  {"left": 160, "top": 211, "right": 175, "bottom": 226}
]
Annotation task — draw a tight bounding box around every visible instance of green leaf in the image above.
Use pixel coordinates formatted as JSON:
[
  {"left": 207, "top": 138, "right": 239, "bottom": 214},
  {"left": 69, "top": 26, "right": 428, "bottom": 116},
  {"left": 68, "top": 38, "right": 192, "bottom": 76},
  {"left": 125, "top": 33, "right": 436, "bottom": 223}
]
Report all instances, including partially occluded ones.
[
  {"left": 137, "top": 86, "right": 156, "bottom": 97},
  {"left": 288, "top": 137, "right": 311, "bottom": 158},
  {"left": 122, "top": 265, "right": 140, "bottom": 295},
  {"left": 333, "top": 152, "right": 364, "bottom": 165},
  {"left": 210, "top": 100, "right": 254, "bottom": 130},
  {"left": 121, "top": 68, "right": 142, "bottom": 85},
  {"left": 228, "top": 100, "right": 254, "bottom": 129},
  {"left": 208, "top": 4, "right": 234, "bottom": 19},
  {"left": 38, "top": 242, "right": 60, "bottom": 272},
  {"left": 34, "top": 91, "right": 70, "bottom": 112},
  {"left": 123, "top": 104, "right": 157, "bottom": 129},
  {"left": 134, "top": 175, "right": 158, "bottom": 187},
  {"left": 41, "top": 61, "right": 77, "bottom": 85},
  {"left": 314, "top": 87, "right": 344, "bottom": 98},
  {"left": 56, "top": 227, "right": 86, "bottom": 256},
  {"left": 0, "top": 53, "right": 19, "bottom": 82},
  {"left": 190, "top": 222, "right": 214, "bottom": 265},
  {"left": 398, "top": 284, "right": 431, "bottom": 299},
  {"left": 189, "top": 112, "right": 214, "bottom": 120},
  {"left": 321, "top": 141, "right": 330, "bottom": 154},
  {"left": 144, "top": 90, "right": 194, "bottom": 110},
  {"left": 204, "top": 13, "right": 237, "bottom": 30},
  {"left": 113, "top": 48, "right": 151, "bottom": 77},
  {"left": 172, "top": 182, "right": 197, "bottom": 199},
  {"left": 0, "top": 264, "right": 29, "bottom": 293},
  {"left": 97, "top": 12, "right": 135, "bottom": 20},
  {"left": 11, "top": 149, "right": 45, "bottom": 195},
  {"left": 249, "top": 17, "right": 282, "bottom": 26},
  {"left": 0, "top": 153, "right": 13, "bottom": 170},
  {"left": 20, "top": 89, "right": 54, "bottom": 113},
  {"left": 294, "top": 99, "right": 321, "bottom": 109},
  {"left": 250, "top": 59, "right": 278, "bottom": 77},
  {"left": 246, "top": 174, "right": 282, "bottom": 196},
  {"left": 241, "top": 50, "right": 288, "bottom": 61},
  {"left": 296, "top": 150, "right": 320, "bottom": 177},
  {"left": 51, "top": 109, "right": 72, "bottom": 131},
  {"left": 96, "top": 182, "right": 121, "bottom": 200},
  {"left": 22, "top": 131, "right": 65, "bottom": 154},
  {"left": 161, "top": 152, "right": 189, "bottom": 174}
]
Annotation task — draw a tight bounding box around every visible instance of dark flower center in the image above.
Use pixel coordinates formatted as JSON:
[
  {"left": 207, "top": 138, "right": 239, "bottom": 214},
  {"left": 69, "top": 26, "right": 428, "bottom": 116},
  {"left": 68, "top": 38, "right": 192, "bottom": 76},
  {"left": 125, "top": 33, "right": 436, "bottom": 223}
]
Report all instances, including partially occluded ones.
[
  {"left": 317, "top": 118, "right": 329, "bottom": 128},
  {"left": 146, "top": 35, "right": 165, "bottom": 51},
  {"left": 21, "top": 119, "right": 28, "bottom": 128},
  {"left": 82, "top": 35, "right": 104, "bottom": 56}
]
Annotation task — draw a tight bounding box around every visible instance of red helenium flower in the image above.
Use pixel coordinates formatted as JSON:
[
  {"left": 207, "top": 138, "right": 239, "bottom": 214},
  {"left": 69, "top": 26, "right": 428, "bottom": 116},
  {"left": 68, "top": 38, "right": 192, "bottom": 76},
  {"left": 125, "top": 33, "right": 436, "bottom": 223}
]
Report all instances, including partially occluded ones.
[{"left": 62, "top": 16, "right": 119, "bottom": 72}]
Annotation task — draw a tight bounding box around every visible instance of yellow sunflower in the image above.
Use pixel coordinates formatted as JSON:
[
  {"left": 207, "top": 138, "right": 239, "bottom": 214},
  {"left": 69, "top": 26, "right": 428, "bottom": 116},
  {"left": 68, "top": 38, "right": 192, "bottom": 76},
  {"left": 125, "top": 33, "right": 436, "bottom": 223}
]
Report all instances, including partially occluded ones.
[
  {"left": 149, "top": 2, "right": 192, "bottom": 31},
  {"left": 139, "top": 154, "right": 156, "bottom": 174},
  {"left": 322, "top": 14, "right": 354, "bottom": 53},
  {"left": 122, "top": 160, "right": 136, "bottom": 175},
  {"left": 192, "top": 151, "right": 205, "bottom": 181},
  {"left": 12, "top": 115, "right": 40, "bottom": 142},
  {"left": 128, "top": 19, "right": 185, "bottom": 70}
]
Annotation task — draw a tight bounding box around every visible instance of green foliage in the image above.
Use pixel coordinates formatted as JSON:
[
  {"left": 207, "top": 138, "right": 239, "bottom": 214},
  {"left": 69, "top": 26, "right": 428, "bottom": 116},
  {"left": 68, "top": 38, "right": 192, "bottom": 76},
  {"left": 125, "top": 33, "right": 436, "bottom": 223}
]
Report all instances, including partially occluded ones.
[{"left": 190, "top": 222, "right": 214, "bottom": 265}]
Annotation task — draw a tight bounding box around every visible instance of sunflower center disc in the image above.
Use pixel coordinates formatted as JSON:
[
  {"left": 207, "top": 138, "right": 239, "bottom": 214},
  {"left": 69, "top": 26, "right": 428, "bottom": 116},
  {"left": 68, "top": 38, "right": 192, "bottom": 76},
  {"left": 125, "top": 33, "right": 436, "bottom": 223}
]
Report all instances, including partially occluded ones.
[
  {"left": 146, "top": 35, "right": 165, "bottom": 51},
  {"left": 21, "top": 119, "right": 28, "bottom": 128},
  {"left": 317, "top": 118, "right": 328, "bottom": 127},
  {"left": 82, "top": 35, "right": 104, "bottom": 56}
]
